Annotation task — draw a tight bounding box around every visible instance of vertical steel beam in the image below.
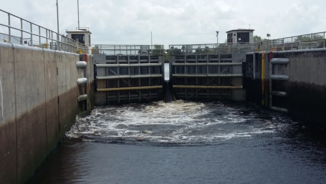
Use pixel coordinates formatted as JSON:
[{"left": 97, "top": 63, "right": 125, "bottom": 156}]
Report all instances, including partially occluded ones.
[
  {"left": 128, "top": 79, "right": 130, "bottom": 103},
  {"left": 118, "top": 79, "right": 120, "bottom": 103},
  {"left": 139, "top": 78, "right": 141, "bottom": 102},
  {"left": 261, "top": 52, "right": 265, "bottom": 106},
  {"left": 207, "top": 77, "right": 209, "bottom": 100},
  {"left": 269, "top": 52, "right": 273, "bottom": 109},
  {"left": 253, "top": 53, "right": 256, "bottom": 79},
  {"left": 105, "top": 63, "right": 108, "bottom": 105}
]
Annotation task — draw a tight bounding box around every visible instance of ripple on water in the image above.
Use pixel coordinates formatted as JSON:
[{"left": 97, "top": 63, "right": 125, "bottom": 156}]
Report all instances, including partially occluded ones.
[{"left": 66, "top": 100, "right": 286, "bottom": 145}]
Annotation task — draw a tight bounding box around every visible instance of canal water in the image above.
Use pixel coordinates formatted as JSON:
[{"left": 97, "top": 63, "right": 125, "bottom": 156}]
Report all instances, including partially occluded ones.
[{"left": 30, "top": 100, "right": 326, "bottom": 184}]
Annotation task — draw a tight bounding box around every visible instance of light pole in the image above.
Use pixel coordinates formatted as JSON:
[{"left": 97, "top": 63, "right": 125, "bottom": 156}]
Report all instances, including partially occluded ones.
[
  {"left": 56, "top": 0, "right": 59, "bottom": 33},
  {"left": 77, "top": 0, "right": 80, "bottom": 29},
  {"left": 56, "top": 0, "right": 60, "bottom": 50},
  {"left": 267, "top": 33, "right": 271, "bottom": 49},
  {"left": 216, "top": 31, "right": 219, "bottom": 46}
]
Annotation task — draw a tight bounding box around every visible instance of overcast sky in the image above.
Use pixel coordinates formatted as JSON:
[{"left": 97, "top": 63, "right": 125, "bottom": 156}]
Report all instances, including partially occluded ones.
[{"left": 1, "top": 0, "right": 325, "bottom": 48}]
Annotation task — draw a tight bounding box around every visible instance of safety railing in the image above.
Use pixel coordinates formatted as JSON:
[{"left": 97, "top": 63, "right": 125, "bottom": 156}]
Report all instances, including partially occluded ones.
[
  {"left": 253, "top": 31, "right": 326, "bottom": 51},
  {"left": 169, "top": 43, "right": 253, "bottom": 55},
  {"left": 0, "top": 9, "right": 88, "bottom": 53},
  {"left": 92, "top": 44, "right": 165, "bottom": 55},
  {"left": 169, "top": 31, "right": 326, "bottom": 55}
]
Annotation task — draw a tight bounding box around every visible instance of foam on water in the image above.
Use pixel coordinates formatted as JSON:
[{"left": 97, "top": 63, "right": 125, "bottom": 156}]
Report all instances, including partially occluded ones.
[{"left": 66, "top": 100, "right": 283, "bottom": 144}]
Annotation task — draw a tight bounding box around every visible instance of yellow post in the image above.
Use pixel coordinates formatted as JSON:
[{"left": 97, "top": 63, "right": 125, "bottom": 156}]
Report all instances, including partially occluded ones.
[
  {"left": 78, "top": 49, "right": 82, "bottom": 54},
  {"left": 262, "top": 52, "right": 265, "bottom": 106},
  {"left": 44, "top": 43, "right": 49, "bottom": 49}
]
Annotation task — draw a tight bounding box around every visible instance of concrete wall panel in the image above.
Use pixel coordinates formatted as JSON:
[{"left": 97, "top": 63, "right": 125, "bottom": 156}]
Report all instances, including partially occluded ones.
[
  {"left": 0, "top": 43, "right": 17, "bottom": 184},
  {"left": 0, "top": 42, "right": 88, "bottom": 184},
  {"left": 0, "top": 45, "right": 16, "bottom": 124},
  {"left": 14, "top": 47, "right": 47, "bottom": 184},
  {"left": 0, "top": 121, "right": 17, "bottom": 184},
  {"left": 44, "top": 51, "right": 59, "bottom": 151},
  {"left": 246, "top": 50, "right": 326, "bottom": 126}
]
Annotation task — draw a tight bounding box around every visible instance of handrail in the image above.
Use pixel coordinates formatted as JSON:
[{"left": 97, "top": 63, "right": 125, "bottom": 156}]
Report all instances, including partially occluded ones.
[
  {"left": 0, "top": 9, "right": 88, "bottom": 53},
  {"left": 168, "top": 31, "right": 326, "bottom": 55},
  {"left": 92, "top": 44, "right": 165, "bottom": 55}
]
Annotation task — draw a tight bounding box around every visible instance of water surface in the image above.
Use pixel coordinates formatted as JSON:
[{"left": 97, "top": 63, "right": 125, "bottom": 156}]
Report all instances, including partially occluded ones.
[{"left": 30, "top": 100, "right": 326, "bottom": 184}]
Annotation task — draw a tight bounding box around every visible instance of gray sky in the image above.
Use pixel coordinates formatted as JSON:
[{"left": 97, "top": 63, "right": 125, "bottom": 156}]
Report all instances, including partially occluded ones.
[{"left": 1, "top": 0, "right": 325, "bottom": 48}]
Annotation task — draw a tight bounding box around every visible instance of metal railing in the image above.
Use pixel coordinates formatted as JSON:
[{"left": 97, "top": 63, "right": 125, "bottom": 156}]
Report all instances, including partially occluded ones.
[
  {"left": 253, "top": 31, "right": 326, "bottom": 51},
  {"left": 92, "top": 44, "right": 165, "bottom": 55},
  {"left": 0, "top": 9, "right": 88, "bottom": 53},
  {"left": 170, "top": 31, "right": 326, "bottom": 55},
  {"left": 169, "top": 43, "right": 253, "bottom": 55}
]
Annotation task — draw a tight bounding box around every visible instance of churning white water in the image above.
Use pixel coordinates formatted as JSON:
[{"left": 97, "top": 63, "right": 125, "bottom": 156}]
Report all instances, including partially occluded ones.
[{"left": 66, "top": 100, "right": 283, "bottom": 144}]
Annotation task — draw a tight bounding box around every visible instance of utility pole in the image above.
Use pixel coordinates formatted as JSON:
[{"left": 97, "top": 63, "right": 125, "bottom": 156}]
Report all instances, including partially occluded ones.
[
  {"left": 56, "top": 0, "right": 59, "bottom": 33},
  {"left": 56, "top": 0, "right": 60, "bottom": 50},
  {"left": 77, "top": 0, "right": 80, "bottom": 29}
]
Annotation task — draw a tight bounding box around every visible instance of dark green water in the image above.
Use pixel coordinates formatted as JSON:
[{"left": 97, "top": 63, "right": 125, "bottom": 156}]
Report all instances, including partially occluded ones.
[{"left": 30, "top": 101, "right": 326, "bottom": 184}]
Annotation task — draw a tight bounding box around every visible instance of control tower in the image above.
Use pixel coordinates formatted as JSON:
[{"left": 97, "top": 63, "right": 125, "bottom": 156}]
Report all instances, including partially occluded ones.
[
  {"left": 226, "top": 29, "right": 254, "bottom": 44},
  {"left": 66, "top": 27, "right": 92, "bottom": 53}
]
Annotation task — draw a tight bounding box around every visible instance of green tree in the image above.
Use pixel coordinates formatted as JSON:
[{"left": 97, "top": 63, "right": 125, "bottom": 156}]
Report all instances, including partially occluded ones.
[
  {"left": 294, "top": 34, "right": 325, "bottom": 48},
  {"left": 169, "top": 46, "right": 182, "bottom": 55},
  {"left": 253, "top": 35, "right": 262, "bottom": 42},
  {"left": 195, "top": 46, "right": 203, "bottom": 54},
  {"left": 295, "top": 35, "right": 323, "bottom": 42},
  {"left": 164, "top": 49, "right": 169, "bottom": 62},
  {"left": 152, "top": 44, "right": 164, "bottom": 55},
  {"left": 204, "top": 46, "right": 211, "bottom": 54}
]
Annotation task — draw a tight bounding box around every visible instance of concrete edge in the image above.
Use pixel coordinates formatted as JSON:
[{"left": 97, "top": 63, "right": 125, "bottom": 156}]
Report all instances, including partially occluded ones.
[{"left": 0, "top": 42, "right": 79, "bottom": 56}]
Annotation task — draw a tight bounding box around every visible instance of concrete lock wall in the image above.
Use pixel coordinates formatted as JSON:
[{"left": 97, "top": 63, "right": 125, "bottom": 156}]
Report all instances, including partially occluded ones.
[
  {"left": 0, "top": 42, "right": 90, "bottom": 184},
  {"left": 272, "top": 50, "right": 326, "bottom": 125},
  {"left": 245, "top": 49, "right": 326, "bottom": 127}
]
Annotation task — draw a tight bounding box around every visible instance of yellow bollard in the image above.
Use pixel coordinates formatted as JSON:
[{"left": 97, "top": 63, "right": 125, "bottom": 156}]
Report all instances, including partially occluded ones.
[
  {"left": 78, "top": 49, "right": 82, "bottom": 54},
  {"left": 44, "top": 43, "right": 49, "bottom": 49}
]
